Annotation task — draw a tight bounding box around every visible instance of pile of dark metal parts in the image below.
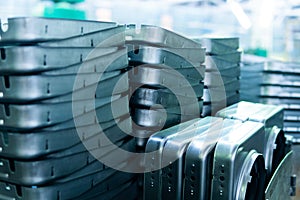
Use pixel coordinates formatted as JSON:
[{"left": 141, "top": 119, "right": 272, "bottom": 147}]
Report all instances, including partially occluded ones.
[
  {"left": 241, "top": 55, "right": 300, "bottom": 143},
  {"left": 0, "top": 17, "right": 296, "bottom": 200},
  {"left": 144, "top": 101, "right": 294, "bottom": 200},
  {"left": 0, "top": 17, "right": 137, "bottom": 200}
]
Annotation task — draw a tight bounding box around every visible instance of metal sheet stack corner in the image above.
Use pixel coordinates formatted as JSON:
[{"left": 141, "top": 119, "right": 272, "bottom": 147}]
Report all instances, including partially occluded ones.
[
  {"left": 200, "top": 38, "right": 241, "bottom": 117},
  {"left": 126, "top": 25, "right": 205, "bottom": 147},
  {"left": 0, "top": 17, "right": 137, "bottom": 200},
  {"left": 240, "top": 54, "right": 300, "bottom": 142}
]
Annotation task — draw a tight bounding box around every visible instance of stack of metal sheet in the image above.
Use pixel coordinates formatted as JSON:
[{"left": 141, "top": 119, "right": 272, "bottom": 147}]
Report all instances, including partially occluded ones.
[
  {"left": 126, "top": 25, "right": 205, "bottom": 147},
  {"left": 200, "top": 38, "right": 241, "bottom": 116},
  {"left": 240, "top": 54, "right": 300, "bottom": 142},
  {"left": 0, "top": 17, "right": 137, "bottom": 200},
  {"left": 144, "top": 102, "right": 292, "bottom": 200}
]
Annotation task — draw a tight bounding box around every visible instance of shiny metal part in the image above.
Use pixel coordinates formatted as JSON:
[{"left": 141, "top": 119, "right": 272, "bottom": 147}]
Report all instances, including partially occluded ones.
[
  {"left": 265, "top": 151, "right": 293, "bottom": 200},
  {"left": 184, "top": 119, "right": 242, "bottom": 200},
  {"left": 265, "top": 61, "right": 300, "bottom": 74},
  {"left": 216, "top": 101, "right": 285, "bottom": 176},
  {"left": 131, "top": 101, "right": 202, "bottom": 128},
  {"left": 39, "top": 26, "right": 125, "bottom": 47},
  {"left": 260, "top": 85, "right": 300, "bottom": 98},
  {"left": 126, "top": 25, "right": 202, "bottom": 48},
  {"left": 0, "top": 117, "right": 131, "bottom": 159},
  {"left": 161, "top": 117, "right": 241, "bottom": 200},
  {"left": 0, "top": 46, "right": 127, "bottom": 74},
  {"left": 205, "top": 52, "right": 241, "bottom": 71},
  {"left": 201, "top": 37, "right": 239, "bottom": 54},
  {"left": 130, "top": 84, "right": 203, "bottom": 107},
  {"left": 211, "top": 121, "right": 266, "bottom": 200},
  {"left": 0, "top": 95, "right": 129, "bottom": 130},
  {"left": 0, "top": 138, "right": 135, "bottom": 186},
  {"left": 127, "top": 45, "right": 205, "bottom": 69},
  {"left": 0, "top": 17, "right": 117, "bottom": 43},
  {"left": 129, "top": 65, "right": 204, "bottom": 88},
  {"left": 143, "top": 118, "right": 214, "bottom": 200},
  {"left": 0, "top": 161, "right": 135, "bottom": 200},
  {"left": 0, "top": 71, "right": 128, "bottom": 103}
]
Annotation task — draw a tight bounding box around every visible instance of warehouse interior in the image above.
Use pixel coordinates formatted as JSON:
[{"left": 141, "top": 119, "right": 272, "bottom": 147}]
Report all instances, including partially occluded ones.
[{"left": 0, "top": 0, "right": 299, "bottom": 199}]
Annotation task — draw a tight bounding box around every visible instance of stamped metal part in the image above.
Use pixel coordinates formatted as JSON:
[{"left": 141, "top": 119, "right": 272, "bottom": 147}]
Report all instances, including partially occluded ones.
[
  {"left": 143, "top": 118, "right": 217, "bottom": 200},
  {"left": 201, "top": 93, "right": 240, "bottom": 117},
  {"left": 131, "top": 102, "right": 202, "bottom": 128},
  {"left": 203, "top": 87, "right": 239, "bottom": 103},
  {"left": 0, "top": 95, "right": 129, "bottom": 130},
  {"left": 211, "top": 121, "right": 266, "bottom": 200},
  {"left": 216, "top": 101, "right": 285, "bottom": 176},
  {"left": 184, "top": 119, "right": 243, "bottom": 200},
  {"left": 0, "top": 71, "right": 128, "bottom": 103},
  {"left": 265, "top": 151, "right": 293, "bottom": 200},
  {"left": 206, "top": 65, "right": 241, "bottom": 77},
  {"left": 262, "top": 73, "right": 300, "bottom": 87},
  {"left": 0, "top": 17, "right": 117, "bottom": 43},
  {"left": 265, "top": 61, "right": 300, "bottom": 74},
  {"left": 0, "top": 117, "right": 131, "bottom": 159},
  {"left": 204, "top": 73, "right": 239, "bottom": 87},
  {"left": 0, "top": 138, "right": 135, "bottom": 186},
  {"left": 201, "top": 37, "right": 239, "bottom": 54},
  {"left": 127, "top": 45, "right": 205, "bottom": 69},
  {"left": 161, "top": 117, "right": 241, "bottom": 200},
  {"left": 39, "top": 25, "right": 125, "bottom": 47},
  {"left": 0, "top": 45, "right": 128, "bottom": 74},
  {"left": 126, "top": 24, "right": 202, "bottom": 48},
  {"left": 205, "top": 51, "right": 241, "bottom": 70},
  {"left": 129, "top": 65, "right": 204, "bottom": 88},
  {"left": 260, "top": 85, "right": 300, "bottom": 98},
  {"left": 130, "top": 84, "right": 203, "bottom": 108},
  {"left": 0, "top": 161, "right": 135, "bottom": 200}
]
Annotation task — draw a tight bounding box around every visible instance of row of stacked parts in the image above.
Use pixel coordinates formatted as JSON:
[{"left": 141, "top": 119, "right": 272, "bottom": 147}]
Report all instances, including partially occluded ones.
[
  {"left": 144, "top": 101, "right": 293, "bottom": 200},
  {"left": 0, "top": 17, "right": 241, "bottom": 199},
  {"left": 240, "top": 54, "right": 300, "bottom": 142}
]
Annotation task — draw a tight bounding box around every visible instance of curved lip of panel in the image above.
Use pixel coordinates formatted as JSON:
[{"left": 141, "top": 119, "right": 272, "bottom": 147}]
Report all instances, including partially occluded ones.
[{"left": 235, "top": 150, "right": 266, "bottom": 200}]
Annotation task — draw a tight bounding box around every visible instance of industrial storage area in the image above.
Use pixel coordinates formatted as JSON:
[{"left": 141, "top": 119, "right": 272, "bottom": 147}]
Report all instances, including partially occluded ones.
[{"left": 0, "top": 0, "right": 299, "bottom": 199}]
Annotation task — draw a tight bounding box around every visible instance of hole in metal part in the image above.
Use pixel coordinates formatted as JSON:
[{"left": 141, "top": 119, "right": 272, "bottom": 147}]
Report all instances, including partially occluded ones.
[
  {"left": 43, "top": 55, "right": 47, "bottom": 66},
  {"left": 51, "top": 166, "right": 54, "bottom": 176},
  {"left": 56, "top": 191, "right": 61, "bottom": 200},
  {"left": 4, "top": 104, "right": 10, "bottom": 117},
  {"left": 47, "top": 83, "right": 50, "bottom": 94},
  {"left": 45, "top": 140, "right": 49, "bottom": 150},
  {"left": 16, "top": 185, "right": 22, "bottom": 197},
  {"left": 4, "top": 76, "right": 10, "bottom": 88},
  {"left": 190, "top": 176, "right": 196, "bottom": 182},
  {"left": 219, "top": 176, "right": 225, "bottom": 181},
  {"left": 1, "top": 48, "right": 6, "bottom": 60},
  {"left": 47, "top": 111, "right": 50, "bottom": 122},
  {"left": 134, "top": 48, "right": 139, "bottom": 54},
  {"left": 9, "top": 159, "right": 15, "bottom": 172},
  {"left": 90, "top": 39, "right": 94, "bottom": 47}
]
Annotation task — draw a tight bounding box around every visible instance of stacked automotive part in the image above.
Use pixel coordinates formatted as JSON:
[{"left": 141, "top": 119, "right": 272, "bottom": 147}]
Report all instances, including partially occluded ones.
[
  {"left": 200, "top": 38, "right": 241, "bottom": 116},
  {"left": 144, "top": 101, "right": 292, "bottom": 200},
  {"left": 0, "top": 17, "right": 137, "bottom": 200},
  {"left": 240, "top": 54, "right": 300, "bottom": 142},
  {"left": 126, "top": 25, "right": 205, "bottom": 147}
]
